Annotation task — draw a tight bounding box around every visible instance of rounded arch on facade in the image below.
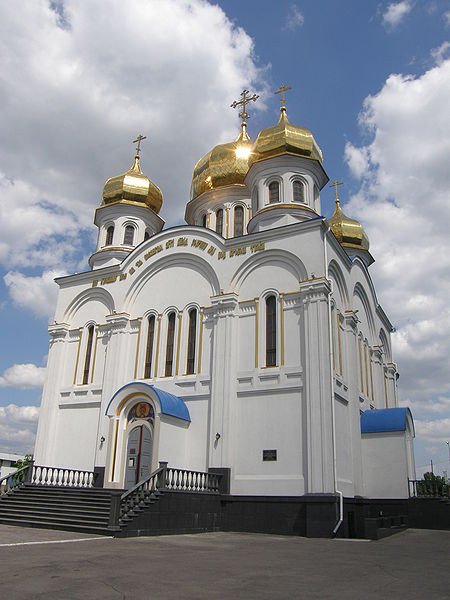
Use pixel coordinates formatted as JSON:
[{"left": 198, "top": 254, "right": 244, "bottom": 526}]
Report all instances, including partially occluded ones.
[
  {"left": 353, "top": 282, "right": 376, "bottom": 341},
  {"left": 124, "top": 253, "right": 221, "bottom": 314},
  {"left": 64, "top": 287, "right": 115, "bottom": 322},
  {"left": 379, "top": 328, "right": 392, "bottom": 362},
  {"left": 231, "top": 249, "right": 308, "bottom": 292},
  {"left": 351, "top": 257, "right": 380, "bottom": 310},
  {"left": 328, "top": 259, "right": 350, "bottom": 309}
]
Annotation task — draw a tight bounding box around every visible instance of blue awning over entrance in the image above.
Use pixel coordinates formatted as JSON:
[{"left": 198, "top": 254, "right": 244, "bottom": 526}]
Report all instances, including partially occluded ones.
[
  {"left": 105, "top": 382, "right": 191, "bottom": 422},
  {"left": 360, "top": 407, "right": 414, "bottom": 435}
]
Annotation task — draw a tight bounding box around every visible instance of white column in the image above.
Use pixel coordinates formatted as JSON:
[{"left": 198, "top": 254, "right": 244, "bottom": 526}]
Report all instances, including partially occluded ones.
[
  {"left": 207, "top": 292, "right": 239, "bottom": 470},
  {"left": 300, "top": 279, "right": 335, "bottom": 493},
  {"left": 33, "top": 323, "right": 70, "bottom": 465},
  {"left": 343, "top": 310, "right": 364, "bottom": 496},
  {"left": 370, "top": 346, "right": 385, "bottom": 408},
  {"left": 385, "top": 362, "right": 398, "bottom": 408}
]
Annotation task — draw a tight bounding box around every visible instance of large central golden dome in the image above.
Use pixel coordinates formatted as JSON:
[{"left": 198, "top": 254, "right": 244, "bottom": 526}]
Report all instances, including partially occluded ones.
[
  {"left": 103, "top": 155, "right": 163, "bottom": 214},
  {"left": 191, "top": 127, "right": 253, "bottom": 200},
  {"left": 250, "top": 106, "right": 323, "bottom": 165}
]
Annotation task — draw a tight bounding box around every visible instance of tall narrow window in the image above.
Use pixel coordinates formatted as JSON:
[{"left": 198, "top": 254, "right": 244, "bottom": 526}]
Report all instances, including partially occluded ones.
[
  {"left": 269, "top": 181, "right": 280, "bottom": 203},
  {"left": 266, "top": 296, "right": 277, "bottom": 367},
  {"left": 144, "top": 315, "right": 156, "bottom": 379},
  {"left": 216, "top": 209, "right": 223, "bottom": 235},
  {"left": 293, "top": 180, "right": 305, "bottom": 203},
  {"left": 202, "top": 214, "right": 207, "bottom": 228},
  {"left": 82, "top": 325, "right": 95, "bottom": 385},
  {"left": 124, "top": 225, "right": 135, "bottom": 246},
  {"left": 144, "top": 230, "right": 150, "bottom": 241},
  {"left": 186, "top": 309, "right": 197, "bottom": 375},
  {"left": 165, "top": 312, "right": 176, "bottom": 376},
  {"left": 105, "top": 226, "right": 114, "bottom": 246},
  {"left": 234, "top": 206, "right": 244, "bottom": 237}
]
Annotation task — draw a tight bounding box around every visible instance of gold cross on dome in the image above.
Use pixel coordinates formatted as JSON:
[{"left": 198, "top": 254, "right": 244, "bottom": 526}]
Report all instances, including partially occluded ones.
[
  {"left": 275, "top": 84, "right": 292, "bottom": 106},
  {"left": 133, "top": 134, "right": 147, "bottom": 156},
  {"left": 230, "top": 89, "right": 259, "bottom": 123},
  {"left": 330, "top": 179, "right": 344, "bottom": 201}
]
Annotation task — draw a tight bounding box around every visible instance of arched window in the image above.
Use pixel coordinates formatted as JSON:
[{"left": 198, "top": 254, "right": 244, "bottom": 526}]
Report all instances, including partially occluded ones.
[
  {"left": 234, "top": 206, "right": 244, "bottom": 237},
  {"left": 186, "top": 309, "right": 197, "bottom": 375},
  {"left": 216, "top": 209, "right": 224, "bottom": 235},
  {"left": 105, "top": 226, "right": 114, "bottom": 246},
  {"left": 293, "top": 180, "right": 305, "bottom": 203},
  {"left": 268, "top": 181, "right": 280, "bottom": 204},
  {"left": 144, "top": 315, "right": 156, "bottom": 379},
  {"left": 202, "top": 214, "right": 207, "bottom": 228},
  {"left": 144, "top": 230, "right": 150, "bottom": 241},
  {"left": 82, "top": 325, "right": 95, "bottom": 385},
  {"left": 266, "top": 296, "right": 277, "bottom": 367},
  {"left": 124, "top": 225, "right": 135, "bottom": 246},
  {"left": 165, "top": 312, "right": 176, "bottom": 377}
]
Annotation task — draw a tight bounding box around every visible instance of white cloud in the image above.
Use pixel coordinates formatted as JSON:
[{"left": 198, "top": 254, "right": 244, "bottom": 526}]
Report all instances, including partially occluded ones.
[
  {"left": 344, "top": 59, "right": 450, "bottom": 421},
  {"left": 0, "top": 404, "right": 39, "bottom": 454},
  {"left": 285, "top": 5, "right": 305, "bottom": 30},
  {"left": 0, "top": 364, "right": 46, "bottom": 389},
  {"left": 4, "top": 270, "right": 62, "bottom": 320},
  {"left": 0, "top": 0, "right": 265, "bottom": 243},
  {"left": 444, "top": 10, "right": 450, "bottom": 26},
  {"left": 415, "top": 418, "right": 450, "bottom": 442},
  {"left": 382, "top": 1, "right": 413, "bottom": 29},
  {"left": 344, "top": 143, "right": 369, "bottom": 179},
  {"left": 431, "top": 41, "right": 450, "bottom": 65}
]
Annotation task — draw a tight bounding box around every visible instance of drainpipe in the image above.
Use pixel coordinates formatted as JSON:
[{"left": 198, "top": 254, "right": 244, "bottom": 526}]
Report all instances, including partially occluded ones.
[{"left": 323, "top": 223, "right": 344, "bottom": 537}]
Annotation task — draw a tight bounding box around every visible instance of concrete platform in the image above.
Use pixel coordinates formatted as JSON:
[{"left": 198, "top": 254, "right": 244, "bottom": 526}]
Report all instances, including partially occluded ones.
[{"left": 0, "top": 526, "right": 449, "bottom": 598}]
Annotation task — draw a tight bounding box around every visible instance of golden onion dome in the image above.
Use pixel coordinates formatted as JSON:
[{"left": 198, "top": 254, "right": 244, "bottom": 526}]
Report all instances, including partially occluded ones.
[
  {"left": 250, "top": 106, "right": 323, "bottom": 165},
  {"left": 191, "top": 127, "right": 253, "bottom": 200},
  {"left": 102, "top": 155, "right": 163, "bottom": 214},
  {"left": 328, "top": 199, "right": 370, "bottom": 251}
]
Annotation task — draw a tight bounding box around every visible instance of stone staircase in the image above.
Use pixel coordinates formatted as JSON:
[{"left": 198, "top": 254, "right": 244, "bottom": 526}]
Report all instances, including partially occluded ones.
[{"left": 0, "top": 485, "right": 122, "bottom": 535}]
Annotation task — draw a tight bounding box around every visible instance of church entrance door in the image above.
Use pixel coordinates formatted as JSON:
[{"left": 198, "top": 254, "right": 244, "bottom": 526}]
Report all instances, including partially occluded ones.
[{"left": 125, "top": 425, "right": 152, "bottom": 489}]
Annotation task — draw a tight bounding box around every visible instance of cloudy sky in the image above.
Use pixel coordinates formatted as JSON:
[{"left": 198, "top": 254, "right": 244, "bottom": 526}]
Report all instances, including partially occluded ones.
[{"left": 0, "top": 0, "right": 449, "bottom": 476}]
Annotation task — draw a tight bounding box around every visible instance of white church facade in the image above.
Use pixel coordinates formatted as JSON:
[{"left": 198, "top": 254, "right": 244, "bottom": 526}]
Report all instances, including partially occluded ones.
[{"left": 34, "top": 90, "right": 415, "bottom": 508}]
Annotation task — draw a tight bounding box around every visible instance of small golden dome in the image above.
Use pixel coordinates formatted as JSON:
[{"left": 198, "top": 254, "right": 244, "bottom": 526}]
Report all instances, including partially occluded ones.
[
  {"left": 191, "top": 127, "right": 253, "bottom": 200},
  {"left": 328, "top": 199, "right": 370, "bottom": 251},
  {"left": 250, "top": 107, "right": 323, "bottom": 165},
  {"left": 102, "top": 155, "right": 163, "bottom": 214}
]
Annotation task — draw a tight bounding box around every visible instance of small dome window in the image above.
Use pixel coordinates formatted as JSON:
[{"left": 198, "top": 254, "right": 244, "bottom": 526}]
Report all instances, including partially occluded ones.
[
  {"left": 202, "top": 214, "right": 207, "bottom": 228},
  {"left": 105, "top": 226, "right": 114, "bottom": 246},
  {"left": 144, "top": 230, "right": 150, "bottom": 241},
  {"left": 268, "top": 181, "right": 280, "bottom": 204},
  {"left": 234, "top": 206, "right": 244, "bottom": 237},
  {"left": 293, "top": 180, "right": 305, "bottom": 203},
  {"left": 123, "top": 225, "right": 135, "bottom": 246},
  {"left": 216, "top": 209, "right": 224, "bottom": 235}
]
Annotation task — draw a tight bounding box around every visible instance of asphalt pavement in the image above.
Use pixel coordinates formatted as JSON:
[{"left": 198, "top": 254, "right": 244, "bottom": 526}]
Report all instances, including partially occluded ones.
[{"left": 0, "top": 526, "right": 449, "bottom": 599}]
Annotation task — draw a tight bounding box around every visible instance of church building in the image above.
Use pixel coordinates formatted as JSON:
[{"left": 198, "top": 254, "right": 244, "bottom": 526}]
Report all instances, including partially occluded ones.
[{"left": 33, "top": 88, "right": 415, "bottom": 530}]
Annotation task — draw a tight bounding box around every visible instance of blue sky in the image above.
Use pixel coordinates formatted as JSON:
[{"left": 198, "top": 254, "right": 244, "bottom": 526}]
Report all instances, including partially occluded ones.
[{"left": 0, "top": 0, "right": 449, "bottom": 476}]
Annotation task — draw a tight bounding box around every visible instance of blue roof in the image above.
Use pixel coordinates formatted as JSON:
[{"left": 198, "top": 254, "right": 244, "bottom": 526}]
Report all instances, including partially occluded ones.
[
  {"left": 360, "top": 407, "right": 414, "bottom": 435},
  {"left": 106, "top": 382, "right": 190, "bottom": 422}
]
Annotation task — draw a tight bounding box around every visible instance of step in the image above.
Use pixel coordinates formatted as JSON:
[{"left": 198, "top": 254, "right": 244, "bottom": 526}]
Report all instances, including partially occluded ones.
[
  {"left": 6, "top": 493, "right": 113, "bottom": 504},
  {"left": 0, "top": 497, "right": 111, "bottom": 510},
  {"left": 0, "top": 511, "right": 110, "bottom": 526},
  {"left": 21, "top": 487, "right": 115, "bottom": 497},
  {"left": 0, "top": 506, "right": 110, "bottom": 520},
  {"left": 0, "top": 517, "right": 113, "bottom": 535},
  {"left": 5, "top": 488, "right": 111, "bottom": 502},
  {"left": 0, "top": 497, "right": 110, "bottom": 510}
]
